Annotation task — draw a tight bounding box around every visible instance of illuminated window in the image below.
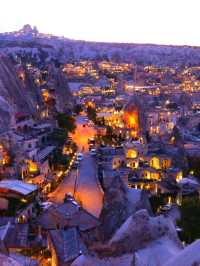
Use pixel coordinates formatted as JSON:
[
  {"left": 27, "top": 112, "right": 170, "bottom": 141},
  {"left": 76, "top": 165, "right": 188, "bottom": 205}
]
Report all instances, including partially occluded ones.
[
  {"left": 143, "top": 170, "right": 151, "bottom": 179},
  {"left": 176, "top": 171, "right": 183, "bottom": 182},
  {"left": 126, "top": 149, "right": 137, "bottom": 159},
  {"left": 127, "top": 160, "right": 138, "bottom": 169},
  {"left": 63, "top": 146, "right": 72, "bottom": 155},
  {"left": 150, "top": 157, "right": 160, "bottom": 170},
  {"left": 28, "top": 160, "right": 38, "bottom": 174},
  {"left": 162, "top": 159, "right": 171, "bottom": 169},
  {"left": 167, "top": 196, "right": 172, "bottom": 204},
  {"left": 42, "top": 89, "right": 50, "bottom": 102},
  {"left": 151, "top": 172, "right": 160, "bottom": 180},
  {"left": 18, "top": 215, "right": 26, "bottom": 224}
]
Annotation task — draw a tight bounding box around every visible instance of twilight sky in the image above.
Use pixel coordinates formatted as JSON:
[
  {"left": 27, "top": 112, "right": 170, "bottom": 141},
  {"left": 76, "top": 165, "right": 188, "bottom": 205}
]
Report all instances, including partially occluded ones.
[{"left": 0, "top": 0, "right": 199, "bottom": 46}]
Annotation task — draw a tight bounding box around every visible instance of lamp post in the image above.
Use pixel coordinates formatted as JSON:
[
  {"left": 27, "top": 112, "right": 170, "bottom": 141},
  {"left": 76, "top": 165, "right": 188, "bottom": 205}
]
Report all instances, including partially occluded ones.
[{"left": 73, "top": 168, "right": 79, "bottom": 198}]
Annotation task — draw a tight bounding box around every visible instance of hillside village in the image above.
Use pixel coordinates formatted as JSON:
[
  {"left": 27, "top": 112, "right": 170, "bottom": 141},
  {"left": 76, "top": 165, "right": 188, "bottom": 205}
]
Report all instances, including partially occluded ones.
[{"left": 0, "top": 25, "right": 200, "bottom": 266}]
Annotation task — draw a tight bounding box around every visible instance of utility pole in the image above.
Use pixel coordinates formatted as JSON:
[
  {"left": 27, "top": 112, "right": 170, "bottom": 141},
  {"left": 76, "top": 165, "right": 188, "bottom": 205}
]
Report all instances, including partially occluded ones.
[
  {"left": 134, "top": 63, "right": 137, "bottom": 83},
  {"left": 73, "top": 168, "right": 79, "bottom": 198}
]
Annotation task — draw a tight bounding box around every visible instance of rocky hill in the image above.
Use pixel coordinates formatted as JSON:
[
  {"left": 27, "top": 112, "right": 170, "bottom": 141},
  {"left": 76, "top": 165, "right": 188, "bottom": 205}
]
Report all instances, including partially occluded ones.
[
  {"left": 164, "top": 239, "right": 200, "bottom": 266},
  {"left": 0, "top": 56, "right": 42, "bottom": 132},
  {"left": 97, "top": 175, "right": 152, "bottom": 242},
  {"left": 0, "top": 55, "right": 72, "bottom": 133},
  {"left": 46, "top": 64, "right": 74, "bottom": 112},
  {"left": 72, "top": 210, "right": 183, "bottom": 266},
  {"left": 72, "top": 175, "right": 186, "bottom": 266},
  {"left": 1, "top": 25, "right": 200, "bottom": 66},
  {"left": 0, "top": 253, "right": 21, "bottom": 266}
]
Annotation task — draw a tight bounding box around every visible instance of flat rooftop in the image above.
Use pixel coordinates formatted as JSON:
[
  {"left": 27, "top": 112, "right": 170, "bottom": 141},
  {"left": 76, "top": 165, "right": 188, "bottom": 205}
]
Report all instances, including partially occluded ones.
[{"left": 0, "top": 180, "right": 38, "bottom": 196}]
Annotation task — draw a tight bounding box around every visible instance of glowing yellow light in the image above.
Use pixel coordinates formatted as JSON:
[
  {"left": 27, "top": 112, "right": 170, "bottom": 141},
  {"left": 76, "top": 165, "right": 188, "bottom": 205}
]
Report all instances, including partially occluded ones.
[
  {"left": 57, "top": 171, "right": 63, "bottom": 177},
  {"left": 168, "top": 196, "right": 172, "bottom": 204},
  {"left": 63, "top": 146, "right": 72, "bottom": 155},
  {"left": 21, "top": 198, "right": 27, "bottom": 203},
  {"left": 176, "top": 171, "right": 183, "bottom": 182},
  {"left": 124, "top": 109, "right": 139, "bottom": 137},
  {"left": 126, "top": 149, "right": 137, "bottom": 159},
  {"left": 42, "top": 89, "right": 50, "bottom": 102},
  {"left": 28, "top": 160, "right": 38, "bottom": 173},
  {"left": 150, "top": 157, "right": 160, "bottom": 170},
  {"left": 170, "top": 136, "right": 175, "bottom": 144},
  {"left": 151, "top": 172, "right": 160, "bottom": 180}
]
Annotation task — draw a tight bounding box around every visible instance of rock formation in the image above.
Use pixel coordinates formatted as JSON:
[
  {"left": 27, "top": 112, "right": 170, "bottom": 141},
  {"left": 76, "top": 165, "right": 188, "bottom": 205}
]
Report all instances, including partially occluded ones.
[
  {"left": 0, "top": 253, "right": 21, "bottom": 266},
  {"left": 164, "top": 239, "right": 200, "bottom": 266},
  {"left": 73, "top": 209, "right": 182, "bottom": 266},
  {"left": 0, "top": 56, "right": 42, "bottom": 132},
  {"left": 0, "top": 56, "right": 73, "bottom": 132},
  {"left": 97, "top": 175, "right": 151, "bottom": 242},
  {"left": 47, "top": 64, "right": 73, "bottom": 112}
]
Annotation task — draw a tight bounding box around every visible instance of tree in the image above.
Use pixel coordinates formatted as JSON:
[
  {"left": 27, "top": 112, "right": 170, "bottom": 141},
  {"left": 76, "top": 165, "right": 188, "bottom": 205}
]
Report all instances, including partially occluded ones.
[
  {"left": 56, "top": 113, "right": 76, "bottom": 133},
  {"left": 145, "top": 130, "right": 151, "bottom": 143},
  {"left": 87, "top": 107, "right": 96, "bottom": 122},
  {"left": 188, "top": 156, "right": 200, "bottom": 180},
  {"left": 197, "top": 123, "right": 200, "bottom": 132},
  {"left": 172, "top": 126, "right": 184, "bottom": 146},
  {"left": 149, "top": 195, "right": 165, "bottom": 214},
  {"left": 50, "top": 149, "right": 71, "bottom": 171},
  {"left": 179, "top": 92, "right": 192, "bottom": 117},
  {"left": 49, "top": 128, "right": 66, "bottom": 147},
  {"left": 178, "top": 196, "right": 200, "bottom": 243},
  {"left": 73, "top": 104, "right": 83, "bottom": 115}
]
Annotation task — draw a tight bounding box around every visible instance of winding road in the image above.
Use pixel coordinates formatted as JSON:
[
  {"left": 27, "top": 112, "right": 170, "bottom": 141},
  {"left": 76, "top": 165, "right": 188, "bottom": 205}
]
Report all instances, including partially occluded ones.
[{"left": 48, "top": 115, "right": 103, "bottom": 217}]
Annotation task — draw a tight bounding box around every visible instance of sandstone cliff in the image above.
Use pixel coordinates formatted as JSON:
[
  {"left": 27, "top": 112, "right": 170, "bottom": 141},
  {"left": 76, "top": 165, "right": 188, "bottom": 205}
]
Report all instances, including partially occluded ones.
[
  {"left": 98, "top": 175, "right": 152, "bottom": 242},
  {"left": 47, "top": 64, "right": 73, "bottom": 112},
  {"left": 72, "top": 210, "right": 182, "bottom": 266},
  {"left": 0, "top": 56, "right": 73, "bottom": 132},
  {"left": 0, "top": 56, "right": 42, "bottom": 132}
]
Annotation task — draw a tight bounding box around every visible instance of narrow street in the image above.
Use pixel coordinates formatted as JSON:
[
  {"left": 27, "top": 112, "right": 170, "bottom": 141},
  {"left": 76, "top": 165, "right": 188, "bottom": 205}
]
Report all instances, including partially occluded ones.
[
  {"left": 71, "top": 116, "right": 96, "bottom": 152},
  {"left": 48, "top": 115, "right": 103, "bottom": 218}
]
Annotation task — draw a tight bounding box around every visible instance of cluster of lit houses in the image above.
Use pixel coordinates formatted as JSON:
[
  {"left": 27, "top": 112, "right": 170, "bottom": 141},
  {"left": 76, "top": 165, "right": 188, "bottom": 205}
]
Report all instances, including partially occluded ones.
[
  {"left": 95, "top": 112, "right": 200, "bottom": 229},
  {"left": 97, "top": 100, "right": 183, "bottom": 185},
  {"left": 1, "top": 58, "right": 200, "bottom": 265},
  {"left": 63, "top": 61, "right": 99, "bottom": 79}
]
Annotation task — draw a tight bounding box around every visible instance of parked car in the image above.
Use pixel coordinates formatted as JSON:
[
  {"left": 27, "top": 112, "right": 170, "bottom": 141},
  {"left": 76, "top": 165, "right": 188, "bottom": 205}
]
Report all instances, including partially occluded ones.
[
  {"left": 72, "top": 160, "right": 80, "bottom": 169},
  {"left": 39, "top": 201, "right": 53, "bottom": 210},
  {"left": 161, "top": 204, "right": 172, "bottom": 212},
  {"left": 89, "top": 143, "right": 95, "bottom": 150},
  {"left": 77, "top": 152, "right": 84, "bottom": 161},
  {"left": 90, "top": 148, "right": 97, "bottom": 156},
  {"left": 88, "top": 137, "right": 95, "bottom": 145}
]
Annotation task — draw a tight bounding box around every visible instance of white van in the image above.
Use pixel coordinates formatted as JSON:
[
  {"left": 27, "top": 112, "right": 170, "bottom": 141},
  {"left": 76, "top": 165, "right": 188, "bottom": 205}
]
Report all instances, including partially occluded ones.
[{"left": 77, "top": 152, "right": 84, "bottom": 161}]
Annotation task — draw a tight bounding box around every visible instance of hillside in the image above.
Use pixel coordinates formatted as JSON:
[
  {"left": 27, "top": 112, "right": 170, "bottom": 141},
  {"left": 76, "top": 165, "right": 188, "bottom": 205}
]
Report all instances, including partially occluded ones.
[
  {"left": 0, "top": 55, "right": 72, "bottom": 133},
  {"left": 0, "top": 56, "right": 42, "bottom": 132},
  {"left": 1, "top": 25, "right": 200, "bottom": 66}
]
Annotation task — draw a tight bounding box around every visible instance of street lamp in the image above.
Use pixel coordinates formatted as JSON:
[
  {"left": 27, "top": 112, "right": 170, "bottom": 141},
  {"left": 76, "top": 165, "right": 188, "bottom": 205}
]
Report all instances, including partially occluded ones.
[{"left": 73, "top": 168, "right": 79, "bottom": 198}]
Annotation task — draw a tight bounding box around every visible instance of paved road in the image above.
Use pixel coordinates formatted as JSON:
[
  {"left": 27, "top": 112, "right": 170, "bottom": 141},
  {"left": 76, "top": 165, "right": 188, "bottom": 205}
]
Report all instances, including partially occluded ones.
[
  {"left": 74, "top": 153, "right": 103, "bottom": 217},
  {"left": 48, "top": 170, "right": 77, "bottom": 203},
  {"left": 71, "top": 116, "right": 96, "bottom": 152},
  {"left": 49, "top": 115, "right": 103, "bottom": 218}
]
